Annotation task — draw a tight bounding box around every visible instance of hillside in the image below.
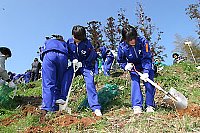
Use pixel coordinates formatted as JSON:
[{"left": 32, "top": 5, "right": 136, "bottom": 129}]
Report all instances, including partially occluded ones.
[{"left": 0, "top": 62, "right": 200, "bottom": 133}]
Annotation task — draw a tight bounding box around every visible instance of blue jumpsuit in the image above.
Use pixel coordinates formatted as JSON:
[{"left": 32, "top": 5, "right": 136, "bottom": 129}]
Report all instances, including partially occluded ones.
[
  {"left": 23, "top": 71, "right": 31, "bottom": 83},
  {"left": 94, "top": 57, "right": 99, "bottom": 75},
  {"left": 117, "top": 37, "right": 155, "bottom": 108},
  {"left": 40, "top": 39, "right": 68, "bottom": 112},
  {"left": 61, "top": 38, "right": 101, "bottom": 111},
  {"left": 99, "top": 46, "right": 114, "bottom": 76},
  {"left": 13, "top": 74, "right": 23, "bottom": 82}
]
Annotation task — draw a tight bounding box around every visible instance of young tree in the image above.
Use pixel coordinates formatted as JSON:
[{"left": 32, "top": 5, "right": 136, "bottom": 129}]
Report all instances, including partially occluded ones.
[
  {"left": 186, "top": 0, "right": 200, "bottom": 39},
  {"left": 135, "top": 2, "right": 167, "bottom": 61},
  {"left": 86, "top": 20, "right": 104, "bottom": 49},
  {"left": 104, "top": 17, "right": 119, "bottom": 50},
  {"left": 117, "top": 8, "right": 130, "bottom": 37}
]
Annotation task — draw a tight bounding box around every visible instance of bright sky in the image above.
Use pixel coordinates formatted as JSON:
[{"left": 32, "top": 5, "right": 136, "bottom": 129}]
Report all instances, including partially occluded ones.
[{"left": 0, "top": 0, "right": 198, "bottom": 73}]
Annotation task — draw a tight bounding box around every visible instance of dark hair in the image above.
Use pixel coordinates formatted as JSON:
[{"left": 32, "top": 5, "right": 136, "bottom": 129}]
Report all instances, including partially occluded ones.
[
  {"left": 8, "top": 71, "right": 12, "bottom": 75},
  {"left": 0, "top": 47, "right": 12, "bottom": 57},
  {"left": 172, "top": 53, "right": 179, "bottom": 58},
  {"left": 34, "top": 58, "right": 38, "bottom": 61},
  {"left": 121, "top": 25, "right": 137, "bottom": 42},
  {"left": 51, "top": 34, "right": 64, "bottom": 41},
  {"left": 72, "top": 25, "right": 86, "bottom": 41}
]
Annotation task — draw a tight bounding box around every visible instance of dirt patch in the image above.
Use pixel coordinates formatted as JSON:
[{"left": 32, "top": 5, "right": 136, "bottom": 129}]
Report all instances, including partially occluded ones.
[
  {"left": 21, "top": 105, "right": 40, "bottom": 116},
  {"left": 177, "top": 104, "right": 200, "bottom": 117},
  {"left": 50, "top": 115, "right": 79, "bottom": 127},
  {"left": 0, "top": 114, "right": 21, "bottom": 126},
  {"left": 156, "top": 113, "right": 177, "bottom": 120},
  {"left": 0, "top": 105, "right": 40, "bottom": 126},
  {"left": 24, "top": 126, "right": 54, "bottom": 133},
  {"left": 80, "top": 117, "right": 96, "bottom": 127},
  {"left": 50, "top": 115, "right": 97, "bottom": 127}
]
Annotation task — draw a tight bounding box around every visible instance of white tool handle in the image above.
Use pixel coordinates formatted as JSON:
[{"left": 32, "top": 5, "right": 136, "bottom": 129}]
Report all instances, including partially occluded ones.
[
  {"left": 65, "top": 64, "right": 77, "bottom": 106},
  {"left": 137, "top": 71, "right": 168, "bottom": 94}
]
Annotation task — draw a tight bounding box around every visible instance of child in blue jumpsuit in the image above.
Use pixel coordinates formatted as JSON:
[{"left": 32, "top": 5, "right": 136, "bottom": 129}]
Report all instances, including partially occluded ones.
[
  {"left": 23, "top": 70, "right": 31, "bottom": 84},
  {"left": 40, "top": 35, "right": 68, "bottom": 113},
  {"left": 97, "top": 46, "right": 114, "bottom": 76},
  {"left": 62, "top": 25, "right": 102, "bottom": 116},
  {"left": 117, "top": 26, "right": 155, "bottom": 114}
]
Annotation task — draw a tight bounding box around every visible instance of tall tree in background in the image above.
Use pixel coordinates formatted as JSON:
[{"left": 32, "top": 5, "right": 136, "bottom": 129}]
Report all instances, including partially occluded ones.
[
  {"left": 86, "top": 20, "right": 104, "bottom": 49},
  {"left": 135, "top": 2, "right": 167, "bottom": 61},
  {"left": 104, "top": 17, "right": 119, "bottom": 50},
  {"left": 186, "top": 0, "right": 200, "bottom": 39},
  {"left": 117, "top": 8, "right": 130, "bottom": 38},
  {"left": 104, "top": 9, "right": 130, "bottom": 50},
  {"left": 173, "top": 34, "right": 200, "bottom": 62}
]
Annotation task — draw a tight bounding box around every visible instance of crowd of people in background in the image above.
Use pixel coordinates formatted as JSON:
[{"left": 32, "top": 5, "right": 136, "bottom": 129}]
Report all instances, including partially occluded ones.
[{"left": 5, "top": 57, "right": 42, "bottom": 85}]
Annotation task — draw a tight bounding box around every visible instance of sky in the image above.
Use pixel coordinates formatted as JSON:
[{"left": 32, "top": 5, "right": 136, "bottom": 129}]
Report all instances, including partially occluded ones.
[{"left": 0, "top": 0, "right": 198, "bottom": 73}]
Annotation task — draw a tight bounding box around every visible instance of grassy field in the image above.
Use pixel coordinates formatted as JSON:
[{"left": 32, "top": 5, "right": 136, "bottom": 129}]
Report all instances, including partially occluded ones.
[{"left": 0, "top": 62, "right": 199, "bottom": 133}]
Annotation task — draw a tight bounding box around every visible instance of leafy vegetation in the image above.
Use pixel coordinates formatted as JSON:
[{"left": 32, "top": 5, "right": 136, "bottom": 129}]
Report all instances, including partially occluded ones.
[{"left": 0, "top": 63, "right": 199, "bottom": 132}]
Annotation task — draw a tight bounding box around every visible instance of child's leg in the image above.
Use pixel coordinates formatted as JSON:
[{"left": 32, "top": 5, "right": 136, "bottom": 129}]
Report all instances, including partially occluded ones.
[
  {"left": 104, "top": 57, "right": 114, "bottom": 75},
  {"left": 130, "top": 71, "right": 143, "bottom": 108},
  {"left": 82, "top": 68, "right": 101, "bottom": 111},
  {"left": 144, "top": 70, "right": 156, "bottom": 107},
  {"left": 94, "top": 60, "right": 99, "bottom": 75},
  {"left": 41, "top": 52, "right": 57, "bottom": 112},
  {"left": 60, "top": 66, "right": 74, "bottom": 101},
  {"left": 54, "top": 53, "right": 68, "bottom": 101}
]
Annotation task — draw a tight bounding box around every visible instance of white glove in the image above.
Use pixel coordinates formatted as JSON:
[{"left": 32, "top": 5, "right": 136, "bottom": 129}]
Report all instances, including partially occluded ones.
[
  {"left": 72, "top": 59, "right": 78, "bottom": 64},
  {"left": 73, "top": 61, "right": 82, "bottom": 72},
  {"left": 76, "top": 62, "right": 82, "bottom": 68},
  {"left": 68, "top": 59, "right": 72, "bottom": 67},
  {"left": 140, "top": 73, "right": 149, "bottom": 82},
  {"left": 125, "top": 63, "right": 133, "bottom": 71},
  {"left": 8, "top": 81, "right": 16, "bottom": 88}
]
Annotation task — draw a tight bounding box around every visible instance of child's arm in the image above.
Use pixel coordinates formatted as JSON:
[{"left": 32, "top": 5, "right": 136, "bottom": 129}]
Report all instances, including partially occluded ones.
[
  {"left": 140, "top": 37, "right": 152, "bottom": 73},
  {"left": 85, "top": 41, "right": 98, "bottom": 63},
  {"left": 117, "top": 45, "right": 127, "bottom": 70}
]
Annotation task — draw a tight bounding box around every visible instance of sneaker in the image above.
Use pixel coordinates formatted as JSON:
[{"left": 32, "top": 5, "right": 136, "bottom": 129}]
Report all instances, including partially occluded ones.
[
  {"left": 133, "top": 106, "right": 142, "bottom": 115},
  {"left": 146, "top": 106, "right": 154, "bottom": 113},
  {"left": 55, "top": 99, "right": 66, "bottom": 105},
  {"left": 94, "top": 109, "right": 102, "bottom": 116}
]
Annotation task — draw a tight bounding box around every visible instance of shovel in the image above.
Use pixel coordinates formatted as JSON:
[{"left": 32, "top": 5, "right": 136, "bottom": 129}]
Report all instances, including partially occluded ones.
[
  {"left": 58, "top": 61, "right": 82, "bottom": 114},
  {"left": 137, "top": 71, "right": 188, "bottom": 110}
]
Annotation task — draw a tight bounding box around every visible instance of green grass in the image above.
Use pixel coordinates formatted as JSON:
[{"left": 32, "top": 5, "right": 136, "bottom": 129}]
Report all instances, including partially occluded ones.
[
  {"left": 0, "top": 62, "right": 199, "bottom": 132},
  {"left": 0, "top": 114, "right": 40, "bottom": 133}
]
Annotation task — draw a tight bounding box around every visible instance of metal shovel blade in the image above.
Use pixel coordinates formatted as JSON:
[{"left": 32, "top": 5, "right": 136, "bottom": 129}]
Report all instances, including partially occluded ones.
[
  {"left": 163, "top": 87, "right": 188, "bottom": 110},
  {"left": 59, "top": 104, "right": 72, "bottom": 114}
]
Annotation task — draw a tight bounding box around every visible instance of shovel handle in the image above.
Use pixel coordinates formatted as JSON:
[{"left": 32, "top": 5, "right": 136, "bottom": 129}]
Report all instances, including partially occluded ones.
[
  {"left": 65, "top": 63, "right": 80, "bottom": 107},
  {"left": 137, "top": 71, "right": 168, "bottom": 94}
]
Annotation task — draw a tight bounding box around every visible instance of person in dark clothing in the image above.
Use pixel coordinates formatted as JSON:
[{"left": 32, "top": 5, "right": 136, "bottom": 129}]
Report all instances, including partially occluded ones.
[
  {"left": 31, "top": 58, "right": 41, "bottom": 81},
  {"left": 172, "top": 53, "right": 185, "bottom": 64}
]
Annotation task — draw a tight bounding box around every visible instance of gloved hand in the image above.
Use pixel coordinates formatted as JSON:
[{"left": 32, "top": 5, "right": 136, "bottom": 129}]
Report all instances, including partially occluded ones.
[
  {"left": 125, "top": 63, "right": 133, "bottom": 71},
  {"left": 8, "top": 81, "right": 16, "bottom": 88},
  {"left": 140, "top": 73, "right": 149, "bottom": 82},
  {"left": 76, "top": 62, "right": 82, "bottom": 68},
  {"left": 72, "top": 59, "right": 78, "bottom": 64},
  {"left": 72, "top": 59, "right": 82, "bottom": 71},
  {"left": 68, "top": 59, "right": 72, "bottom": 67}
]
